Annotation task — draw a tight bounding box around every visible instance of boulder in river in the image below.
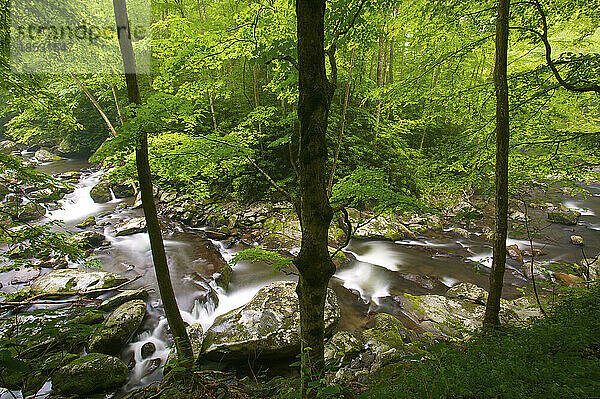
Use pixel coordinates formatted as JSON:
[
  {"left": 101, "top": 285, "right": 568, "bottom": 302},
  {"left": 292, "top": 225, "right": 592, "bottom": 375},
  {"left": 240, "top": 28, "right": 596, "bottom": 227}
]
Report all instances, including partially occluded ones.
[
  {"left": 52, "top": 353, "right": 128, "bottom": 395},
  {"left": 76, "top": 215, "right": 96, "bottom": 228},
  {"left": 72, "top": 230, "right": 106, "bottom": 248},
  {"left": 16, "top": 202, "right": 46, "bottom": 222},
  {"left": 34, "top": 148, "right": 61, "bottom": 162},
  {"left": 90, "top": 181, "right": 112, "bottom": 203},
  {"left": 570, "top": 235, "right": 584, "bottom": 246},
  {"left": 115, "top": 217, "right": 147, "bottom": 236},
  {"left": 202, "top": 281, "right": 340, "bottom": 361},
  {"left": 0, "top": 139, "right": 21, "bottom": 154},
  {"left": 56, "top": 136, "right": 82, "bottom": 157},
  {"left": 353, "top": 212, "right": 415, "bottom": 241},
  {"left": 30, "top": 269, "right": 128, "bottom": 296},
  {"left": 446, "top": 282, "right": 488, "bottom": 305},
  {"left": 112, "top": 181, "right": 135, "bottom": 198},
  {"left": 10, "top": 267, "right": 41, "bottom": 284},
  {"left": 98, "top": 289, "right": 149, "bottom": 311},
  {"left": 88, "top": 299, "right": 147, "bottom": 355},
  {"left": 547, "top": 205, "right": 580, "bottom": 225}
]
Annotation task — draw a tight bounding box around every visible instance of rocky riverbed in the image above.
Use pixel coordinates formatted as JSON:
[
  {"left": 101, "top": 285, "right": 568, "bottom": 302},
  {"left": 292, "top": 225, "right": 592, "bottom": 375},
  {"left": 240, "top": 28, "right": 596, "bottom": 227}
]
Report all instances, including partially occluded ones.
[{"left": 1, "top": 141, "right": 599, "bottom": 398}]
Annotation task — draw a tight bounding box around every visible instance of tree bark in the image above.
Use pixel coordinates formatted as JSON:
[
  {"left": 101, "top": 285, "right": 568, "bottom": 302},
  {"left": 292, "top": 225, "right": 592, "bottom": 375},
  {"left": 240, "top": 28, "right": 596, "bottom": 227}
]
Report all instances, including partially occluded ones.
[
  {"left": 295, "top": 0, "right": 336, "bottom": 396},
  {"left": 69, "top": 72, "right": 118, "bottom": 137},
  {"left": 111, "top": 83, "right": 125, "bottom": 126},
  {"left": 113, "top": 0, "right": 194, "bottom": 366},
  {"left": 483, "top": 0, "right": 510, "bottom": 330},
  {"left": 208, "top": 90, "right": 217, "bottom": 133}
]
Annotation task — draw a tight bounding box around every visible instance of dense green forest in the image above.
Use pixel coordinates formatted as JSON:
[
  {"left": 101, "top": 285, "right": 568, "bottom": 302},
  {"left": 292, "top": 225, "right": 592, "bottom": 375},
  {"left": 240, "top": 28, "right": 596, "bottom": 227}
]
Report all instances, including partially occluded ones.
[{"left": 1, "top": 0, "right": 599, "bottom": 397}]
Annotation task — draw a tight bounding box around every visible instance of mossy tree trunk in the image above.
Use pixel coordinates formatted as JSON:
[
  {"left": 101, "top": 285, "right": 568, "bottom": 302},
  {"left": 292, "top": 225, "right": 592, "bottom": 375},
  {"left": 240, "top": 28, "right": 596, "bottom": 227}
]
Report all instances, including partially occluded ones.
[{"left": 295, "top": 0, "right": 336, "bottom": 396}]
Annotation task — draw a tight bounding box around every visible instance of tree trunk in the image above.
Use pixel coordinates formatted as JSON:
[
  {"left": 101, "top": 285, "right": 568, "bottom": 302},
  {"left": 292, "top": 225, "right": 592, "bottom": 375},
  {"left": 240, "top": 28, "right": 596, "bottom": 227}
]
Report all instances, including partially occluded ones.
[
  {"left": 483, "top": 0, "right": 510, "bottom": 330},
  {"left": 328, "top": 47, "right": 355, "bottom": 196},
  {"left": 111, "top": 83, "right": 125, "bottom": 126},
  {"left": 388, "top": 38, "right": 394, "bottom": 85},
  {"left": 295, "top": 0, "right": 336, "bottom": 396},
  {"left": 69, "top": 72, "right": 118, "bottom": 137},
  {"left": 113, "top": 0, "right": 194, "bottom": 366},
  {"left": 208, "top": 90, "right": 217, "bottom": 133},
  {"left": 375, "top": 36, "right": 385, "bottom": 127}
]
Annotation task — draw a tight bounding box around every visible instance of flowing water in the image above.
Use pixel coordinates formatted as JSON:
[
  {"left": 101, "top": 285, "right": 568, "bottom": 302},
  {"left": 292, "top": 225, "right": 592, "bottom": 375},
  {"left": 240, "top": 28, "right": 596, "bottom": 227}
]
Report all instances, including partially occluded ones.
[{"left": 2, "top": 159, "right": 600, "bottom": 398}]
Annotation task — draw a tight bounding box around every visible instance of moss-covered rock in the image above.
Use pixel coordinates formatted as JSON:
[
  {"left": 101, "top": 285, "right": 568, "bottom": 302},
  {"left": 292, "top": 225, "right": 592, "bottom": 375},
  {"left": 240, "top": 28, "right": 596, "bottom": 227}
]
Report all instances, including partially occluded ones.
[
  {"left": 30, "top": 269, "right": 128, "bottom": 296},
  {"left": 52, "top": 353, "right": 128, "bottom": 395},
  {"left": 325, "top": 331, "right": 362, "bottom": 369},
  {"left": 34, "top": 148, "right": 61, "bottom": 162},
  {"left": 202, "top": 281, "right": 340, "bottom": 361},
  {"left": 98, "top": 289, "right": 149, "bottom": 312},
  {"left": 88, "top": 300, "right": 147, "bottom": 355},
  {"left": 90, "top": 181, "right": 112, "bottom": 203},
  {"left": 72, "top": 230, "right": 105, "bottom": 248},
  {"left": 115, "top": 217, "right": 147, "bottom": 236},
  {"left": 548, "top": 205, "right": 580, "bottom": 225},
  {"left": 76, "top": 215, "right": 96, "bottom": 228}
]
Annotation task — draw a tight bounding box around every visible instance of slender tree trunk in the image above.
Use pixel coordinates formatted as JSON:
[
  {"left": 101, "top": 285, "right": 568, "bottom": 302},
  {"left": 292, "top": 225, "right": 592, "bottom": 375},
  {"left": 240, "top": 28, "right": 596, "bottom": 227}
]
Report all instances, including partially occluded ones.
[
  {"left": 111, "top": 83, "right": 125, "bottom": 126},
  {"left": 113, "top": 0, "right": 194, "bottom": 366},
  {"left": 328, "top": 47, "right": 355, "bottom": 196},
  {"left": 375, "top": 36, "right": 385, "bottom": 127},
  {"left": 295, "top": 0, "right": 336, "bottom": 396},
  {"left": 483, "top": 0, "right": 510, "bottom": 330},
  {"left": 69, "top": 72, "right": 117, "bottom": 137},
  {"left": 207, "top": 90, "right": 217, "bottom": 133},
  {"left": 388, "top": 38, "right": 394, "bottom": 85}
]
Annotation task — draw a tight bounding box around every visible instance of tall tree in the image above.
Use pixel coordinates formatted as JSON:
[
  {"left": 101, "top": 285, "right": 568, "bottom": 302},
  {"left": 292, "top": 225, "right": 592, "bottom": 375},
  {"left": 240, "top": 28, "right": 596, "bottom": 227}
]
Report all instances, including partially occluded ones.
[
  {"left": 483, "top": 0, "right": 510, "bottom": 330},
  {"left": 295, "top": 0, "right": 336, "bottom": 396},
  {"left": 112, "top": 0, "right": 194, "bottom": 366}
]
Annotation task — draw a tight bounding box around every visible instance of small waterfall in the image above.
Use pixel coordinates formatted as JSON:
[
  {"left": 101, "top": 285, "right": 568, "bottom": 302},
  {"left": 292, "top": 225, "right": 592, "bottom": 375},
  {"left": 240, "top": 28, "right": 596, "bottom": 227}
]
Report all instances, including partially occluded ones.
[
  {"left": 48, "top": 170, "right": 103, "bottom": 224},
  {"left": 334, "top": 261, "right": 391, "bottom": 305}
]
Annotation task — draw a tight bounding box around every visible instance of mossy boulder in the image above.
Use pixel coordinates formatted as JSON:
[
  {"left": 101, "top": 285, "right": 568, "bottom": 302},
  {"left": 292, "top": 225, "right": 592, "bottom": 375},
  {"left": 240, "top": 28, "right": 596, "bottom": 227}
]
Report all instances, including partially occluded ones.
[
  {"left": 56, "top": 136, "right": 82, "bottom": 157},
  {"left": 548, "top": 205, "right": 580, "bottom": 225},
  {"left": 76, "top": 215, "right": 96, "bottom": 228},
  {"left": 202, "top": 281, "right": 340, "bottom": 361},
  {"left": 34, "top": 148, "right": 61, "bottom": 162},
  {"left": 90, "top": 181, "right": 112, "bottom": 203},
  {"left": 115, "top": 217, "right": 147, "bottom": 236},
  {"left": 325, "top": 331, "right": 362, "bottom": 369},
  {"left": 98, "top": 289, "right": 149, "bottom": 312},
  {"left": 52, "top": 353, "right": 128, "bottom": 395},
  {"left": 88, "top": 300, "right": 147, "bottom": 355},
  {"left": 112, "top": 182, "right": 135, "bottom": 198},
  {"left": 16, "top": 202, "right": 46, "bottom": 222},
  {"left": 30, "top": 269, "right": 128, "bottom": 296},
  {"left": 72, "top": 230, "right": 105, "bottom": 248}
]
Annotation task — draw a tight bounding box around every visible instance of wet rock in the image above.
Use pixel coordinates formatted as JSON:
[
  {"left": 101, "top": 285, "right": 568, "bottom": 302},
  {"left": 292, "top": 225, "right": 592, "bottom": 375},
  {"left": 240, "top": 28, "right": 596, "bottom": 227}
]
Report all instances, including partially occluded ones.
[
  {"left": 159, "top": 191, "right": 177, "bottom": 203},
  {"left": 72, "top": 230, "right": 106, "bottom": 248},
  {"left": 168, "top": 323, "right": 204, "bottom": 363},
  {"left": 452, "top": 227, "right": 470, "bottom": 239},
  {"left": 205, "top": 228, "right": 230, "bottom": 240},
  {"left": 16, "top": 202, "right": 46, "bottom": 222},
  {"left": 446, "top": 282, "right": 488, "bottom": 305},
  {"left": 71, "top": 310, "right": 105, "bottom": 325},
  {"left": 98, "top": 289, "right": 149, "bottom": 311},
  {"left": 88, "top": 300, "right": 147, "bottom": 355},
  {"left": 10, "top": 267, "right": 41, "bottom": 284},
  {"left": 30, "top": 187, "right": 65, "bottom": 203},
  {"left": 570, "top": 235, "right": 584, "bottom": 246},
  {"left": 76, "top": 215, "right": 96, "bottom": 228},
  {"left": 548, "top": 205, "right": 580, "bottom": 225},
  {"left": 52, "top": 353, "right": 128, "bottom": 395},
  {"left": 115, "top": 217, "right": 147, "bottom": 236},
  {"left": 34, "top": 148, "right": 61, "bottom": 162},
  {"left": 90, "top": 181, "right": 112, "bottom": 203},
  {"left": 522, "top": 261, "right": 550, "bottom": 279},
  {"left": 398, "top": 288, "right": 544, "bottom": 338},
  {"left": 353, "top": 213, "right": 415, "bottom": 241},
  {"left": 215, "top": 264, "right": 232, "bottom": 290},
  {"left": 506, "top": 244, "right": 523, "bottom": 264},
  {"left": 30, "top": 269, "right": 128, "bottom": 296},
  {"left": 202, "top": 281, "right": 340, "bottom": 361},
  {"left": 56, "top": 171, "right": 82, "bottom": 182},
  {"left": 112, "top": 182, "right": 135, "bottom": 198},
  {"left": 141, "top": 342, "right": 156, "bottom": 359},
  {"left": 324, "top": 331, "right": 362, "bottom": 369}
]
